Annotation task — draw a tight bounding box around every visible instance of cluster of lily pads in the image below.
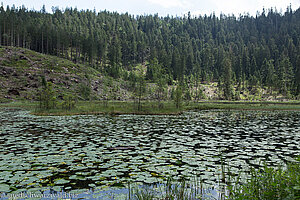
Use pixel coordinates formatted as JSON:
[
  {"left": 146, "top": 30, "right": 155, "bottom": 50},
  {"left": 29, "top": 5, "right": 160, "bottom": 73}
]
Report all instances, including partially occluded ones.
[{"left": 0, "top": 108, "right": 299, "bottom": 195}]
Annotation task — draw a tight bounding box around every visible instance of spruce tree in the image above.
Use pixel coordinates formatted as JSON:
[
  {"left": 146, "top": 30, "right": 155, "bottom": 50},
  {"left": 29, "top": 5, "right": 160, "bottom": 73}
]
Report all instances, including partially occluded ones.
[{"left": 223, "top": 57, "right": 233, "bottom": 100}]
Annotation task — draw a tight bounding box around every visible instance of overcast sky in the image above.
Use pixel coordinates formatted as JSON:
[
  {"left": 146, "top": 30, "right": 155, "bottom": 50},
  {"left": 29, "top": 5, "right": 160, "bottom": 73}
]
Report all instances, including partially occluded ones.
[{"left": 2, "top": 0, "right": 300, "bottom": 17}]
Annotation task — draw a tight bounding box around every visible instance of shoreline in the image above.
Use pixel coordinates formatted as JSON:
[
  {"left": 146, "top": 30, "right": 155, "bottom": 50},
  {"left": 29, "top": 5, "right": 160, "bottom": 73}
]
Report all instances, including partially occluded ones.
[{"left": 1, "top": 100, "right": 300, "bottom": 116}]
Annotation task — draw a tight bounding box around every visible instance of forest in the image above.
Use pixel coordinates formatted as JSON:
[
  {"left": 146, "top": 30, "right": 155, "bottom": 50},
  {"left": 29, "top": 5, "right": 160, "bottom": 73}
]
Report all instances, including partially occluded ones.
[
  {"left": 0, "top": 5, "right": 300, "bottom": 100},
  {"left": 1, "top": 5, "right": 300, "bottom": 199}
]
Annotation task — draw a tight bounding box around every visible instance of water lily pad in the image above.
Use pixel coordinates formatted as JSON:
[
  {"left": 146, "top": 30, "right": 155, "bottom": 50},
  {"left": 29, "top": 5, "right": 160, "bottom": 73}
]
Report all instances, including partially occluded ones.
[
  {"left": 54, "top": 178, "right": 70, "bottom": 185},
  {"left": 0, "top": 184, "right": 10, "bottom": 192}
]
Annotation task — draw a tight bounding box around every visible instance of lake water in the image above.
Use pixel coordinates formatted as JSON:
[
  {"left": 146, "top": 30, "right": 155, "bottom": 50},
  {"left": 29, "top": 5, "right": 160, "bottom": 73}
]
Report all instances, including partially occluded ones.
[{"left": 0, "top": 108, "right": 299, "bottom": 199}]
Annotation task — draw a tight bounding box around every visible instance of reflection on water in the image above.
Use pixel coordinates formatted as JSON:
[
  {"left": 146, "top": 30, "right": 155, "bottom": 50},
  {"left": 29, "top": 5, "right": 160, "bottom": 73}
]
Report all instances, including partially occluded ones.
[{"left": 0, "top": 108, "right": 299, "bottom": 198}]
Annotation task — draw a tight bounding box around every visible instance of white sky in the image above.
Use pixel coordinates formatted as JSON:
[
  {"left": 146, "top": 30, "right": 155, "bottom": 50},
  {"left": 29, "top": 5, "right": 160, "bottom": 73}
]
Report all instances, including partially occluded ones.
[{"left": 2, "top": 0, "right": 300, "bottom": 17}]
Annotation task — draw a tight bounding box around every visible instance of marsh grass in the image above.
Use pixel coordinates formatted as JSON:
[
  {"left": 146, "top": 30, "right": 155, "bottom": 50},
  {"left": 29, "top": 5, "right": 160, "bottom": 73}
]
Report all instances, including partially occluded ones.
[
  {"left": 128, "top": 157, "right": 300, "bottom": 200},
  {"left": 33, "top": 101, "right": 183, "bottom": 115},
  {"left": 228, "top": 158, "right": 300, "bottom": 200},
  {"left": 0, "top": 100, "right": 37, "bottom": 109},
  {"left": 128, "top": 177, "right": 222, "bottom": 200},
  {"left": 186, "top": 101, "right": 300, "bottom": 111},
  {"left": 2, "top": 100, "right": 300, "bottom": 116}
]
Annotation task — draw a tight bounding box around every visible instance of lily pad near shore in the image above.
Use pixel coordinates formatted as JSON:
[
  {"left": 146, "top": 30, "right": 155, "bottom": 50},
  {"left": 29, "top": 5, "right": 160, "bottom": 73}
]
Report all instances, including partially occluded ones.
[{"left": 0, "top": 108, "right": 299, "bottom": 192}]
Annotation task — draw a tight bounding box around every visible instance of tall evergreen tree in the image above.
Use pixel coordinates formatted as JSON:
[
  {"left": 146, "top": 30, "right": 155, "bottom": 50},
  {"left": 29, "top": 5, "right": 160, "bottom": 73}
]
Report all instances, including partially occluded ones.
[
  {"left": 278, "top": 55, "right": 293, "bottom": 96},
  {"left": 223, "top": 57, "right": 233, "bottom": 100},
  {"left": 262, "top": 59, "right": 276, "bottom": 93}
]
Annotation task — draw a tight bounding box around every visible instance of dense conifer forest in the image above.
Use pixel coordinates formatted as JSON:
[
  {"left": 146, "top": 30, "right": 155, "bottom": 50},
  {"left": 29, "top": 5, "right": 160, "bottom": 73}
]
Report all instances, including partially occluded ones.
[{"left": 1, "top": 5, "right": 300, "bottom": 99}]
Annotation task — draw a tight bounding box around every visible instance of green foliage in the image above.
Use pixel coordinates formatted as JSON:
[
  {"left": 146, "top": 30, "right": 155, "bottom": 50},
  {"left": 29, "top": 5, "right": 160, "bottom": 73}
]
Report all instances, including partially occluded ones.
[
  {"left": 229, "top": 158, "right": 300, "bottom": 200},
  {"left": 148, "top": 58, "right": 168, "bottom": 107},
  {"left": 79, "top": 83, "right": 91, "bottom": 100},
  {"left": 128, "top": 71, "right": 138, "bottom": 90},
  {"left": 262, "top": 59, "right": 276, "bottom": 92},
  {"left": 173, "top": 85, "right": 183, "bottom": 109},
  {"left": 156, "top": 77, "right": 167, "bottom": 101},
  {"left": 129, "top": 156, "right": 300, "bottom": 200},
  {"left": 5, "top": 100, "right": 300, "bottom": 116},
  {"left": 102, "top": 82, "right": 109, "bottom": 107},
  {"left": 184, "top": 87, "right": 192, "bottom": 101},
  {"left": 129, "top": 178, "right": 207, "bottom": 200},
  {"left": 39, "top": 81, "right": 57, "bottom": 110},
  {"left": 131, "top": 187, "right": 155, "bottom": 200},
  {"left": 197, "top": 87, "right": 206, "bottom": 100},
  {"left": 111, "top": 83, "right": 120, "bottom": 100},
  {"left": 223, "top": 57, "right": 233, "bottom": 100},
  {"left": 278, "top": 55, "right": 294, "bottom": 96},
  {"left": 61, "top": 93, "right": 76, "bottom": 110},
  {"left": 132, "top": 65, "right": 147, "bottom": 111},
  {"left": 38, "top": 77, "right": 77, "bottom": 111}
]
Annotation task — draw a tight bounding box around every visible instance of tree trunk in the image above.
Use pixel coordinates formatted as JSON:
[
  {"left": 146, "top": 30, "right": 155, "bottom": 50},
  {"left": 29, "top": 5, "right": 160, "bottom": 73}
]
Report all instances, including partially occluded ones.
[
  {"left": 62, "top": 44, "right": 64, "bottom": 58},
  {"left": 195, "top": 80, "right": 198, "bottom": 102},
  {"left": 17, "top": 33, "right": 20, "bottom": 47},
  {"left": 70, "top": 39, "right": 73, "bottom": 62},
  {"left": 41, "top": 31, "right": 44, "bottom": 54},
  {"left": 57, "top": 42, "right": 59, "bottom": 57},
  {"left": 46, "top": 35, "right": 49, "bottom": 54},
  {"left": 138, "top": 81, "right": 142, "bottom": 111},
  {"left": 76, "top": 46, "right": 78, "bottom": 63},
  {"left": 3, "top": 22, "right": 5, "bottom": 46},
  {"left": 11, "top": 29, "right": 14, "bottom": 46},
  {"left": 35, "top": 39, "right": 38, "bottom": 52},
  {"left": 23, "top": 30, "right": 26, "bottom": 48},
  {"left": 97, "top": 55, "right": 101, "bottom": 71},
  {"left": 0, "top": 25, "right": 2, "bottom": 45}
]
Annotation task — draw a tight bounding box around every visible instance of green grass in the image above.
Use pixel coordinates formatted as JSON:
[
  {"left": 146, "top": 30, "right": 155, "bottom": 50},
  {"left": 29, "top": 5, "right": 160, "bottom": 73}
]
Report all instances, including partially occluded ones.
[
  {"left": 34, "top": 101, "right": 182, "bottom": 115},
  {"left": 186, "top": 101, "right": 300, "bottom": 111},
  {"left": 228, "top": 157, "right": 300, "bottom": 200},
  {"left": 0, "top": 100, "right": 37, "bottom": 109},
  {"left": 1, "top": 100, "right": 300, "bottom": 116},
  {"left": 129, "top": 178, "right": 210, "bottom": 200},
  {"left": 0, "top": 100, "right": 182, "bottom": 115}
]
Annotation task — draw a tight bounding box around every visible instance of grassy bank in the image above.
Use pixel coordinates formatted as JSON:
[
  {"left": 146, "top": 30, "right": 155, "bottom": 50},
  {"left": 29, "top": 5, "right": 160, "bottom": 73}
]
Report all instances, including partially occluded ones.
[
  {"left": 33, "top": 101, "right": 183, "bottom": 115},
  {"left": 1, "top": 100, "right": 300, "bottom": 115},
  {"left": 186, "top": 101, "right": 300, "bottom": 111},
  {"left": 0, "top": 101, "right": 182, "bottom": 115}
]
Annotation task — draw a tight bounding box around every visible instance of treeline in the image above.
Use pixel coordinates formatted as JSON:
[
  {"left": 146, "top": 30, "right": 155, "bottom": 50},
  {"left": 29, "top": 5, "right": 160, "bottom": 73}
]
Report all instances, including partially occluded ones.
[{"left": 1, "top": 5, "right": 300, "bottom": 98}]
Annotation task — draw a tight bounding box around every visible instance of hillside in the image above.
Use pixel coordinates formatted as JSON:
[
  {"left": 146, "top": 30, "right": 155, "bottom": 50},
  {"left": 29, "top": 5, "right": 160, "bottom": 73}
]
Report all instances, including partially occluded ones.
[
  {"left": 0, "top": 46, "right": 132, "bottom": 102},
  {"left": 0, "top": 46, "right": 295, "bottom": 104}
]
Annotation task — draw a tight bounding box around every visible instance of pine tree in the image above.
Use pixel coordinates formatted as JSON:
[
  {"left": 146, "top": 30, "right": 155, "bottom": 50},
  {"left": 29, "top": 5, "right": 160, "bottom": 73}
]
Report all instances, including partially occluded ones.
[
  {"left": 223, "top": 57, "right": 233, "bottom": 100},
  {"left": 173, "top": 84, "right": 183, "bottom": 109},
  {"left": 107, "top": 34, "right": 122, "bottom": 78},
  {"left": 133, "top": 65, "right": 147, "bottom": 111},
  {"left": 39, "top": 81, "right": 57, "bottom": 110},
  {"left": 278, "top": 55, "right": 293, "bottom": 96},
  {"left": 262, "top": 59, "right": 276, "bottom": 94}
]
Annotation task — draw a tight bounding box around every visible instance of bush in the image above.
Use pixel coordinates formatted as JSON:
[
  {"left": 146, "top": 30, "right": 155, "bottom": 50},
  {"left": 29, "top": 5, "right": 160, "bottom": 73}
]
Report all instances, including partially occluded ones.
[
  {"left": 39, "top": 82, "right": 57, "bottom": 110},
  {"left": 79, "top": 83, "right": 91, "bottom": 100},
  {"left": 61, "top": 93, "right": 76, "bottom": 110},
  {"left": 173, "top": 85, "right": 183, "bottom": 109}
]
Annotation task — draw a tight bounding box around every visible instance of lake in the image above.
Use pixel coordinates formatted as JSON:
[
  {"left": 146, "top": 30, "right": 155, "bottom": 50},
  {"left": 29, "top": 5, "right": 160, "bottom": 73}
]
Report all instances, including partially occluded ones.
[{"left": 0, "top": 108, "right": 299, "bottom": 199}]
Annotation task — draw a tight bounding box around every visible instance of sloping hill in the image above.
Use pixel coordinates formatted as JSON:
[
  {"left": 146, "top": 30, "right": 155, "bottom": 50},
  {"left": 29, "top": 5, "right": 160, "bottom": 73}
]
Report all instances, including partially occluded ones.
[
  {"left": 0, "top": 46, "right": 293, "bottom": 103},
  {"left": 0, "top": 46, "right": 107, "bottom": 102}
]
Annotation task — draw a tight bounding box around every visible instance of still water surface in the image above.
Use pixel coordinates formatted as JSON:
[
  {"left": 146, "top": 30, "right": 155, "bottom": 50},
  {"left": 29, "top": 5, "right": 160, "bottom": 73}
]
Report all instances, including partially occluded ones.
[{"left": 0, "top": 109, "right": 299, "bottom": 199}]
